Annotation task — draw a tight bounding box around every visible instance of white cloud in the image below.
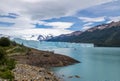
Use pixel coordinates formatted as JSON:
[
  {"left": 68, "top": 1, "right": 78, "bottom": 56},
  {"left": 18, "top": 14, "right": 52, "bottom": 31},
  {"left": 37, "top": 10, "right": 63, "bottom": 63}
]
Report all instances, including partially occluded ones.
[
  {"left": 83, "top": 22, "right": 93, "bottom": 26},
  {"left": 79, "top": 16, "right": 105, "bottom": 31},
  {"left": 0, "top": 15, "right": 36, "bottom": 29},
  {"left": 81, "top": 22, "right": 93, "bottom": 31},
  {"left": 17, "top": 28, "right": 72, "bottom": 36},
  {"left": 0, "top": 0, "right": 115, "bottom": 36},
  {"left": 82, "top": 26, "right": 92, "bottom": 31},
  {"left": 79, "top": 16, "right": 106, "bottom": 31},
  {"left": 79, "top": 16, "right": 105, "bottom": 22},
  {"left": 0, "top": 28, "right": 73, "bottom": 36},
  {"left": 39, "top": 21, "right": 73, "bottom": 29},
  {"left": 0, "top": 15, "right": 73, "bottom": 35},
  {"left": 109, "top": 16, "right": 120, "bottom": 22},
  {"left": 0, "top": 0, "right": 114, "bottom": 20}
]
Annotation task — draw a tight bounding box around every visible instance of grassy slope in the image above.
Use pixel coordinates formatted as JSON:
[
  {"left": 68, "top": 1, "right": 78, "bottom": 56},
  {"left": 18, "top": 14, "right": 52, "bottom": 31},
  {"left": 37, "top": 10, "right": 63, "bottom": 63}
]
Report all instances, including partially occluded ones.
[{"left": 0, "top": 40, "right": 29, "bottom": 80}]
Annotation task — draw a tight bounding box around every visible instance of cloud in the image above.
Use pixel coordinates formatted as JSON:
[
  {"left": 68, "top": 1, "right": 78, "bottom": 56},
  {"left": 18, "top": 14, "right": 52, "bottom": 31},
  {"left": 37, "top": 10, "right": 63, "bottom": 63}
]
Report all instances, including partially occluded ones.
[
  {"left": 81, "top": 22, "right": 93, "bottom": 31},
  {"left": 0, "top": 0, "right": 114, "bottom": 20},
  {"left": 83, "top": 22, "right": 93, "bottom": 26},
  {"left": 38, "top": 21, "right": 73, "bottom": 29},
  {"left": 109, "top": 16, "right": 120, "bottom": 22},
  {"left": 79, "top": 16, "right": 106, "bottom": 31},
  {"left": 79, "top": 16, "right": 105, "bottom": 22},
  {"left": 0, "top": 0, "right": 116, "bottom": 36},
  {"left": 24, "top": 0, "right": 115, "bottom": 20},
  {"left": 0, "top": 15, "right": 36, "bottom": 29},
  {"left": 0, "top": 14, "right": 73, "bottom": 36},
  {"left": 0, "top": 13, "right": 18, "bottom": 19},
  {"left": 77, "top": 0, "right": 120, "bottom": 17},
  {"left": 47, "top": 22, "right": 73, "bottom": 29},
  {"left": 0, "top": 28, "right": 73, "bottom": 36},
  {"left": 82, "top": 26, "right": 92, "bottom": 31}
]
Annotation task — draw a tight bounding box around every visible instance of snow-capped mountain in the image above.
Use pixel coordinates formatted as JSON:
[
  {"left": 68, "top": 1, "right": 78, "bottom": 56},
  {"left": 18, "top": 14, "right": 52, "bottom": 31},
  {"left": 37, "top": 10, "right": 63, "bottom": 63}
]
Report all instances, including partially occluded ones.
[
  {"left": 37, "top": 34, "right": 54, "bottom": 41},
  {"left": 0, "top": 34, "right": 54, "bottom": 41},
  {"left": 14, "top": 34, "right": 54, "bottom": 41},
  {"left": 87, "top": 21, "right": 120, "bottom": 32}
]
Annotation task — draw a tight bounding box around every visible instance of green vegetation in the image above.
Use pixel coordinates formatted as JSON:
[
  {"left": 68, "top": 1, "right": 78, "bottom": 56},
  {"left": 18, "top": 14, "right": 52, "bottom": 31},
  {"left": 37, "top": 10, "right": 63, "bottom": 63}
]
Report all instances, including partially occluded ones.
[
  {"left": 7, "top": 45, "right": 28, "bottom": 55},
  {"left": 0, "top": 37, "right": 31, "bottom": 80},
  {"left": 0, "top": 70, "right": 14, "bottom": 80},
  {"left": 0, "top": 37, "right": 28, "bottom": 80},
  {"left": 0, "top": 47, "right": 15, "bottom": 80},
  {"left": 0, "top": 37, "right": 10, "bottom": 47}
]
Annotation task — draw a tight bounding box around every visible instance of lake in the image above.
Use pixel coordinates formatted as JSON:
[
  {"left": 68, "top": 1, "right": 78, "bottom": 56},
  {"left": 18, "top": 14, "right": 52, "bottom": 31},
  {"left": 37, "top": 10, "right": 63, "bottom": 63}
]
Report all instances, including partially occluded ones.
[{"left": 14, "top": 38, "right": 120, "bottom": 81}]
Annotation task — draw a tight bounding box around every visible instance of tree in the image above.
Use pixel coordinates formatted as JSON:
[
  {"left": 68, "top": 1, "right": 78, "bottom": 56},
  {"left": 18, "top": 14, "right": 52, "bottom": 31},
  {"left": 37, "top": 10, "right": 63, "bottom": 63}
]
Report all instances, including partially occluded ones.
[{"left": 0, "top": 37, "right": 10, "bottom": 47}]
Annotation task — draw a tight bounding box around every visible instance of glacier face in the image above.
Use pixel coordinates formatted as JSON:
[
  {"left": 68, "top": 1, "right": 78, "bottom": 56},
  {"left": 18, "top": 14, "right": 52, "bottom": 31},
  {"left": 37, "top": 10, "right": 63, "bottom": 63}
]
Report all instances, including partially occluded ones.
[{"left": 13, "top": 38, "right": 94, "bottom": 51}]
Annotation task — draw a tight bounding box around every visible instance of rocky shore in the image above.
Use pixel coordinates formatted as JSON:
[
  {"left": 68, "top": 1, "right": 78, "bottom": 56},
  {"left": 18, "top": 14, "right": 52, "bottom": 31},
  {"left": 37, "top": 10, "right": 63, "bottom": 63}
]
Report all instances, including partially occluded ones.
[
  {"left": 9, "top": 48, "right": 79, "bottom": 81},
  {"left": 12, "top": 64, "right": 60, "bottom": 81},
  {"left": 12, "top": 48, "right": 80, "bottom": 67}
]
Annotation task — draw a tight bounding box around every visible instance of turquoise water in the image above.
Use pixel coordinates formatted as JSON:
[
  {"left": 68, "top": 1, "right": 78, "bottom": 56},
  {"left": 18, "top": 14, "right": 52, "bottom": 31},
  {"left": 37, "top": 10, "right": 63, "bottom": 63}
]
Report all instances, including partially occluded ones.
[{"left": 14, "top": 38, "right": 120, "bottom": 81}]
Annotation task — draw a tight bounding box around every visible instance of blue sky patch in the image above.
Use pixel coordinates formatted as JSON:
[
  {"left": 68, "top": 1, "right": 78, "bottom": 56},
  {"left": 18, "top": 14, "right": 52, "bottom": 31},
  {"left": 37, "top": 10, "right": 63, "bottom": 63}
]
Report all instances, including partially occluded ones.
[
  {"left": 0, "top": 13, "right": 18, "bottom": 19},
  {"left": 76, "top": 0, "right": 120, "bottom": 17},
  {"left": 0, "top": 22, "right": 14, "bottom": 27},
  {"left": 35, "top": 23, "right": 53, "bottom": 29}
]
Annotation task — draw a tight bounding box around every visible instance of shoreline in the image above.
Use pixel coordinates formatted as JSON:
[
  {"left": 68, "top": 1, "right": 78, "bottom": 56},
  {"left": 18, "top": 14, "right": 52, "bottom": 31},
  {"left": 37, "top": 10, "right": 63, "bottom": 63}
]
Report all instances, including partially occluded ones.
[
  {"left": 11, "top": 47, "right": 80, "bottom": 67},
  {"left": 10, "top": 47, "right": 80, "bottom": 81}
]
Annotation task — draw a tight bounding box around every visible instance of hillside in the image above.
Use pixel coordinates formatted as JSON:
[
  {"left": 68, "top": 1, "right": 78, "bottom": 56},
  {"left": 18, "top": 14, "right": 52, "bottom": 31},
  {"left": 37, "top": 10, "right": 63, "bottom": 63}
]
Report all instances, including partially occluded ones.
[
  {"left": 47, "top": 21, "right": 120, "bottom": 47},
  {"left": 0, "top": 37, "right": 79, "bottom": 80}
]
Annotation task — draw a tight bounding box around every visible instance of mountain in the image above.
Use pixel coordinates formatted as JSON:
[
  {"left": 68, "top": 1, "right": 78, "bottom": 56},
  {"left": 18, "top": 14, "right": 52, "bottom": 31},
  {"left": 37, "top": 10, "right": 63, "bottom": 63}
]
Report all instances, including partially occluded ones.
[
  {"left": 47, "top": 21, "right": 120, "bottom": 47},
  {"left": 12, "top": 34, "right": 54, "bottom": 41},
  {"left": 0, "top": 34, "right": 54, "bottom": 41},
  {"left": 48, "top": 31, "right": 83, "bottom": 42},
  {"left": 37, "top": 34, "right": 54, "bottom": 41}
]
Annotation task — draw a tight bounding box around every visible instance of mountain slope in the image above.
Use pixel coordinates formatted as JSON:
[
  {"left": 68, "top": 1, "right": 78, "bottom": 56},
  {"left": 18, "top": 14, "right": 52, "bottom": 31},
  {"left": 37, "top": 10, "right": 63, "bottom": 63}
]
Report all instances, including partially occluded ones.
[
  {"left": 48, "top": 31, "right": 83, "bottom": 42},
  {"left": 47, "top": 21, "right": 120, "bottom": 47}
]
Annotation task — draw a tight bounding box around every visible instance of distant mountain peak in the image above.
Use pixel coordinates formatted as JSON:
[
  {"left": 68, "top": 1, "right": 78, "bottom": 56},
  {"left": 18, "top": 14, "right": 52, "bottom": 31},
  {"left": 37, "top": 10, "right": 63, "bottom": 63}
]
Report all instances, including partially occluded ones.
[
  {"left": 87, "top": 21, "right": 120, "bottom": 32},
  {"left": 37, "top": 34, "right": 54, "bottom": 41}
]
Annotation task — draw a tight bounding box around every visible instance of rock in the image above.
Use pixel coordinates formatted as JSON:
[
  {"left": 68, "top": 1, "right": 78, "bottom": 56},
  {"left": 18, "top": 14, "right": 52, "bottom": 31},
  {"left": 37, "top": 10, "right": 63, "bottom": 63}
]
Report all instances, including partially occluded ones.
[
  {"left": 75, "top": 75, "right": 80, "bottom": 78},
  {"left": 12, "top": 64, "right": 59, "bottom": 81},
  {"left": 47, "top": 71, "right": 54, "bottom": 75},
  {"left": 62, "top": 75, "right": 64, "bottom": 77},
  {"left": 45, "top": 76, "right": 50, "bottom": 80},
  {"left": 68, "top": 76, "right": 73, "bottom": 78}
]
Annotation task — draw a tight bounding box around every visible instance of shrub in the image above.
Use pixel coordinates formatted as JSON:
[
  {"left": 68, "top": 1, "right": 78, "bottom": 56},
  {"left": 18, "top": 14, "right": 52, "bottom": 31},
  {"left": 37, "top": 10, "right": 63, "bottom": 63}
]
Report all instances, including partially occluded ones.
[
  {"left": 0, "top": 70, "right": 14, "bottom": 80},
  {"left": 0, "top": 47, "right": 6, "bottom": 62},
  {"left": 0, "top": 47, "right": 15, "bottom": 80},
  {"left": 6, "top": 59, "right": 16, "bottom": 70},
  {"left": 0, "top": 37, "right": 10, "bottom": 47},
  {"left": 0, "top": 58, "right": 15, "bottom": 80}
]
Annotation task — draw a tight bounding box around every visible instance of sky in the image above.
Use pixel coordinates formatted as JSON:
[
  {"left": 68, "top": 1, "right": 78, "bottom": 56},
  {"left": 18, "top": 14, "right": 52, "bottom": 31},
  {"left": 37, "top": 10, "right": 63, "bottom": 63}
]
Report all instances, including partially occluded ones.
[{"left": 0, "top": 0, "right": 120, "bottom": 36}]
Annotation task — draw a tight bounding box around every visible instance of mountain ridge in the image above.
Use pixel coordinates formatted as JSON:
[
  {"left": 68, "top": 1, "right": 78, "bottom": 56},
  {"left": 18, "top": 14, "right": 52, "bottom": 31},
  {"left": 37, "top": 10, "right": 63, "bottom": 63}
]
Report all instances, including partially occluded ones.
[{"left": 47, "top": 21, "right": 120, "bottom": 47}]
